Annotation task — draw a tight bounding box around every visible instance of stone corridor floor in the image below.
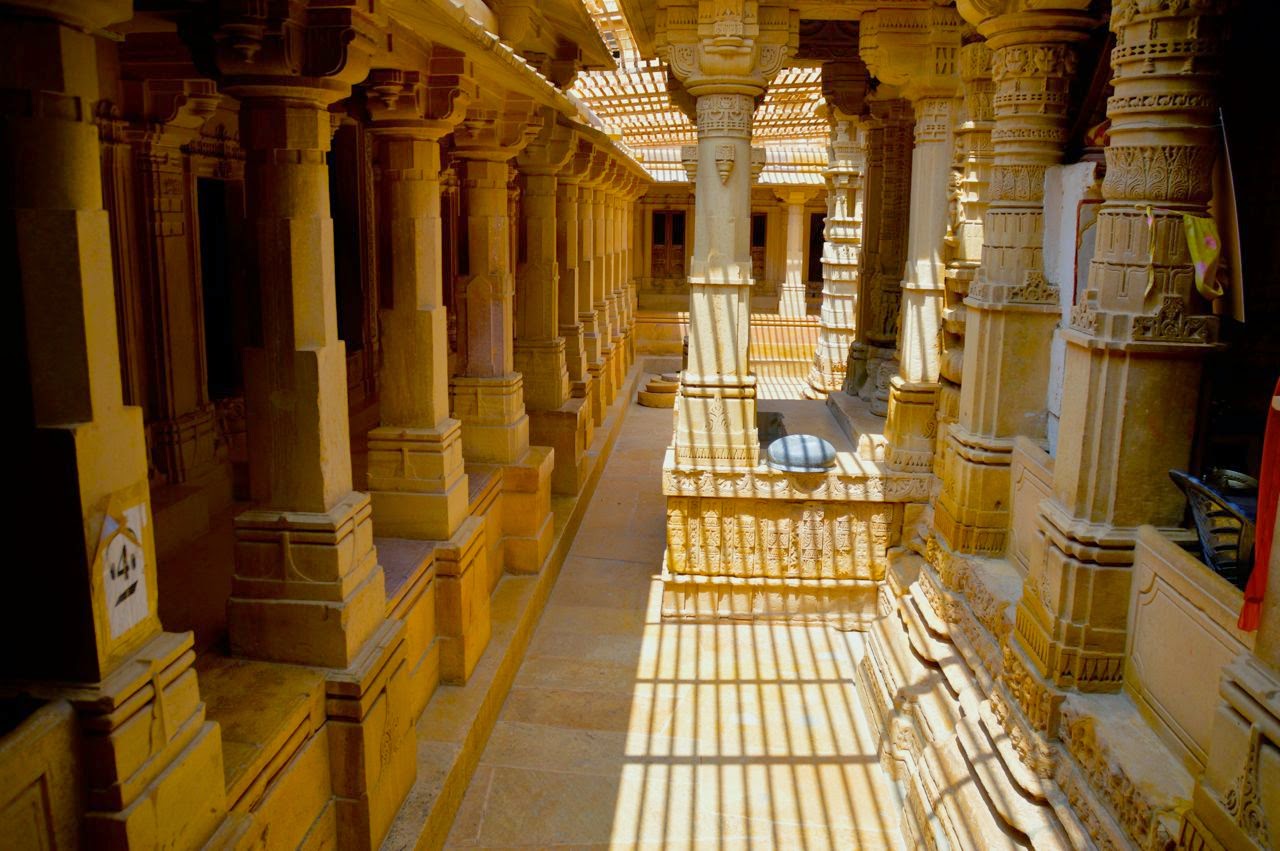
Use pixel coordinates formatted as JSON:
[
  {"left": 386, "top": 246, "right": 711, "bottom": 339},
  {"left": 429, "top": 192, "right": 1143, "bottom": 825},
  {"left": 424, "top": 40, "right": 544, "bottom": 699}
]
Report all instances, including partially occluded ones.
[{"left": 443, "top": 399, "right": 905, "bottom": 850}]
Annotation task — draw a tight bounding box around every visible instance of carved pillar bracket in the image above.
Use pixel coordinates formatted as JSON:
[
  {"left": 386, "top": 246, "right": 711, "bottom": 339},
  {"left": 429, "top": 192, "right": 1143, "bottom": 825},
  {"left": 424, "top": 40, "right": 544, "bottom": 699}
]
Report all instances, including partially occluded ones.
[
  {"left": 363, "top": 57, "right": 478, "bottom": 542},
  {"left": 807, "top": 60, "right": 869, "bottom": 394},
  {"left": 1008, "top": 0, "right": 1234, "bottom": 716},
  {"left": 657, "top": 0, "right": 798, "bottom": 468},
  {"left": 860, "top": 5, "right": 963, "bottom": 470}
]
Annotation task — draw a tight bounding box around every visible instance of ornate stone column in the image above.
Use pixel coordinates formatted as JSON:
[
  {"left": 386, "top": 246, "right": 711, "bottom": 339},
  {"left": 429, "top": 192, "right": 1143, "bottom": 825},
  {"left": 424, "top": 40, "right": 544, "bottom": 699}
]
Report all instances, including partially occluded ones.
[
  {"left": 806, "top": 57, "right": 869, "bottom": 392},
  {"left": 449, "top": 97, "right": 541, "bottom": 464},
  {"left": 577, "top": 149, "right": 609, "bottom": 424},
  {"left": 860, "top": 6, "right": 964, "bottom": 470},
  {"left": 514, "top": 111, "right": 575, "bottom": 414},
  {"left": 363, "top": 67, "right": 474, "bottom": 542},
  {"left": 776, "top": 187, "right": 817, "bottom": 319},
  {"left": 937, "top": 2, "right": 1095, "bottom": 553},
  {"left": 605, "top": 175, "right": 626, "bottom": 392},
  {"left": 3, "top": 2, "right": 228, "bottom": 844},
  {"left": 590, "top": 169, "right": 615, "bottom": 406},
  {"left": 933, "top": 40, "right": 994, "bottom": 478},
  {"left": 848, "top": 93, "right": 914, "bottom": 412},
  {"left": 217, "top": 12, "right": 387, "bottom": 672},
  {"left": 1002, "top": 0, "right": 1233, "bottom": 720},
  {"left": 557, "top": 143, "right": 592, "bottom": 401},
  {"left": 118, "top": 74, "right": 224, "bottom": 487},
  {"left": 658, "top": 0, "right": 794, "bottom": 468}
]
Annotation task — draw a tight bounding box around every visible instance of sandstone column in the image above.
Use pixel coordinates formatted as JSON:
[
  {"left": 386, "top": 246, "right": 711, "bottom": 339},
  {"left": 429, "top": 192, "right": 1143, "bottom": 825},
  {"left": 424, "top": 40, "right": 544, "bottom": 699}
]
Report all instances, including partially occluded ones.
[
  {"left": 937, "top": 2, "right": 1095, "bottom": 553},
  {"left": 1003, "top": 0, "right": 1232, "bottom": 715},
  {"left": 363, "top": 67, "right": 474, "bottom": 542},
  {"left": 860, "top": 6, "right": 964, "bottom": 471},
  {"left": 219, "top": 30, "right": 388, "bottom": 673},
  {"left": 848, "top": 93, "right": 914, "bottom": 412},
  {"left": 591, "top": 170, "right": 616, "bottom": 406},
  {"left": 806, "top": 57, "right": 870, "bottom": 392},
  {"left": 558, "top": 144, "right": 593, "bottom": 401},
  {"left": 577, "top": 149, "right": 609, "bottom": 424},
  {"left": 933, "top": 41, "right": 994, "bottom": 478},
  {"left": 3, "top": 2, "right": 227, "bottom": 844},
  {"left": 659, "top": 0, "right": 794, "bottom": 468},
  {"left": 605, "top": 176, "right": 626, "bottom": 391},
  {"left": 776, "top": 188, "right": 817, "bottom": 319},
  {"left": 450, "top": 95, "right": 556, "bottom": 574}
]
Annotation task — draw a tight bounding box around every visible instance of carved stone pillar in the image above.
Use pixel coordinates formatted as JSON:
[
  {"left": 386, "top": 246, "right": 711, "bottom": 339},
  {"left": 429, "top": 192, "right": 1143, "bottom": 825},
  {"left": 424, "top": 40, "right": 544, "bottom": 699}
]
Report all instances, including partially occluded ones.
[
  {"left": 1004, "top": 0, "right": 1232, "bottom": 719},
  {"left": 806, "top": 57, "right": 869, "bottom": 391},
  {"left": 605, "top": 179, "right": 626, "bottom": 392},
  {"left": 514, "top": 112, "right": 574, "bottom": 414},
  {"left": 450, "top": 95, "right": 556, "bottom": 574},
  {"left": 363, "top": 68, "right": 474, "bottom": 542},
  {"left": 776, "top": 187, "right": 817, "bottom": 319},
  {"left": 557, "top": 144, "right": 592, "bottom": 400},
  {"left": 119, "top": 74, "right": 224, "bottom": 488},
  {"left": 2, "top": 2, "right": 228, "bottom": 845},
  {"left": 577, "top": 149, "right": 609, "bottom": 424},
  {"left": 848, "top": 94, "right": 914, "bottom": 412},
  {"left": 590, "top": 175, "right": 615, "bottom": 406},
  {"left": 658, "top": 0, "right": 795, "bottom": 468},
  {"left": 449, "top": 100, "right": 540, "bottom": 464},
  {"left": 861, "top": 6, "right": 964, "bottom": 470},
  {"left": 937, "top": 3, "right": 1095, "bottom": 553},
  {"left": 933, "top": 41, "right": 994, "bottom": 479}
]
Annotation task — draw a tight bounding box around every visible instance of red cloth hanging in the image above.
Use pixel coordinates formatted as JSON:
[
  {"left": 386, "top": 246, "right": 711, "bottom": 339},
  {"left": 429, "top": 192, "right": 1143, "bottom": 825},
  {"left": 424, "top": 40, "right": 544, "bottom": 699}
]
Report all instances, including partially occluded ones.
[{"left": 1239, "top": 378, "right": 1280, "bottom": 631}]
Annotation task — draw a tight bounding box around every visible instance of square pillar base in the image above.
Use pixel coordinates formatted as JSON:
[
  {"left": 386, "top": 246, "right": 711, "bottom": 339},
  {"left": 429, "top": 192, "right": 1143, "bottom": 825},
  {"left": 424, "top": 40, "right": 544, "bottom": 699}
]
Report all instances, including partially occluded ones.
[
  {"left": 51, "top": 632, "right": 228, "bottom": 851},
  {"left": 367, "top": 421, "right": 470, "bottom": 541},
  {"left": 529, "top": 398, "right": 594, "bottom": 496},
  {"left": 933, "top": 428, "right": 1016, "bottom": 556},
  {"left": 884, "top": 377, "right": 940, "bottom": 472},
  {"left": 325, "top": 619, "right": 416, "bottom": 851},
  {"left": 433, "top": 516, "right": 489, "bottom": 684},
  {"left": 450, "top": 374, "right": 531, "bottom": 466},
  {"left": 501, "top": 446, "right": 556, "bottom": 573},
  {"left": 587, "top": 359, "right": 610, "bottom": 426},
  {"left": 229, "top": 492, "right": 387, "bottom": 669}
]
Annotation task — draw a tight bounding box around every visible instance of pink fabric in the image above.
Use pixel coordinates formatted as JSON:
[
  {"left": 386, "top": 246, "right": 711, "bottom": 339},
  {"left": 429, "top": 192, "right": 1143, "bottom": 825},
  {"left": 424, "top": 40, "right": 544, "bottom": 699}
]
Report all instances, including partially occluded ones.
[{"left": 1240, "top": 378, "right": 1280, "bottom": 631}]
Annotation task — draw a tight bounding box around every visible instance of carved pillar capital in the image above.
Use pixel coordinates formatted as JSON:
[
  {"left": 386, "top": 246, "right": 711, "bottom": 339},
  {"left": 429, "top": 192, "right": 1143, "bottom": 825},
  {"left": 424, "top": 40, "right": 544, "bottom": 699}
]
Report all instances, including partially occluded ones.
[
  {"left": 656, "top": 0, "right": 797, "bottom": 97},
  {"left": 821, "top": 56, "right": 870, "bottom": 119},
  {"left": 451, "top": 91, "right": 543, "bottom": 161},
  {"left": 516, "top": 108, "right": 577, "bottom": 175},
  {"left": 362, "top": 53, "right": 477, "bottom": 138},
  {"left": 859, "top": 5, "right": 965, "bottom": 102},
  {"left": 213, "top": 0, "right": 382, "bottom": 104}
]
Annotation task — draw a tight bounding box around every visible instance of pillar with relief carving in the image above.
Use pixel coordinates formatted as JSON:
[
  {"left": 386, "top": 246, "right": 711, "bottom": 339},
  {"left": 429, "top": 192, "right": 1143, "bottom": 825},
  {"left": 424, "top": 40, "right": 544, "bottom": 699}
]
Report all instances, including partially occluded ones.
[
  {"left": 450, "top": 95, "right": 557, "bottom": 576},
  {"left": 658, "top": 0, "right": 795, "bottom": 468},
  {"left": 998, "top": 0, "right": 1234, "bottom": 731},
  {"left": 860, "top": 6, "right": 964, "bottom": 472},
  {"left": 577, "top": 149, "right": 609, "bottom": 425},
  {"left": 936, "top": 3, "right": 1095, "bottom": 554}
]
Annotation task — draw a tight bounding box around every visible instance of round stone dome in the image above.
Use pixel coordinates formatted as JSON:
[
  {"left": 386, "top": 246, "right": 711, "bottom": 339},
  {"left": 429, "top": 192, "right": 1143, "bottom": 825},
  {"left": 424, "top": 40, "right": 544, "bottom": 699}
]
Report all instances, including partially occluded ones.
[{"left": 766, "top": 434, "right": 837, "bottom": 473}]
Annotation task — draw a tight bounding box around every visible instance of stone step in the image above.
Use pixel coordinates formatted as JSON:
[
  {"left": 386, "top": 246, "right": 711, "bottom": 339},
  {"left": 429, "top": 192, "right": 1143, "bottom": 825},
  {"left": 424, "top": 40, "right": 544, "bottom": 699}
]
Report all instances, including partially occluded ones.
[{"left": 825, "top": 390, "right": 890, "bottom": 462}]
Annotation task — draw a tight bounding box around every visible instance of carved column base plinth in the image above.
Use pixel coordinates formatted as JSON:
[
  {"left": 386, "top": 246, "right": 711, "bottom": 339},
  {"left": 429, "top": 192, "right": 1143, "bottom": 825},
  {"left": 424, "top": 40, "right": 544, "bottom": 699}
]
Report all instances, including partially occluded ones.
[
  {"left": 325, "top": 619, "right": 415, "bottom": 851},
  {"left": 807, "top": 328, "right": 854, "bottom": 398},
  {"left": 934, "top": 427, "right": 1016, "bottom": 555},
  {"left": 778, "top": 282, "right": 808, "bottom": 319},
  {"left": 499, "top": 446, "right": 556, "bottom": 573},
  {"left": 884, "top": 377, "right": 939, "bottom": 472},
  {"left": 560, "top": 325, "right": 589, "bottom": 399},
  {"left": 863, "top": 345, "right": 897, "bottom": 416},
  {"left": 367, "top": 421, "right": 469, "bottom": 540},
  {"left": 35, "top": 632, "right": 229, "bottom": 850},
  {"left": 530, "top": 398, "right": 594, "bottom": 496},
  {"left": 672, "top": 377, "right": 759, "bottom": 469},
  {"left": 149, "top": 405, "right": 224, "bottom": 486},
  {"left": 450, "top": 374, "right": 531, "bottom": 465},
  {"left": 586, "top": 355, "right": 610, "bottom": 426},
  {"left": 1014, "top": 502, "right": 1138, "bottom": 694},
  {"left": 933, "top": 381, "right": 960, "bottom": 478},
  {"left": 513, "top": 338, "right": 569, "bottom": 413},
  {"left": 230, "top": 493, "right": 386, "bottom": 669},
  {"left": 1184, "top": 655, "right": 1280, "bottom": 851},
  {"left": 432, "top": 516, "right": 489, "bottom": 684}
]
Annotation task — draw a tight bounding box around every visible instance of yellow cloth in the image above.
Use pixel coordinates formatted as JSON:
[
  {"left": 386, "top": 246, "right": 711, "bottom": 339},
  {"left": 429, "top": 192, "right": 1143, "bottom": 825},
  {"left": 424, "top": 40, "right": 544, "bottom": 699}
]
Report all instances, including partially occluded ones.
[{"left": 1182, "top": 213, "right": 1224, "bottom": 300}]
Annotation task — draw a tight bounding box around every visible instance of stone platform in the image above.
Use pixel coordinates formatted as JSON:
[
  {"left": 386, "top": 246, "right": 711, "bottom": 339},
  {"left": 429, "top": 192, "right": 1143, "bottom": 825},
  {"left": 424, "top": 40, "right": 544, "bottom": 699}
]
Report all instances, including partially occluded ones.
[{"left": 661, "top": 397, "right": 932, "bottom": 629}]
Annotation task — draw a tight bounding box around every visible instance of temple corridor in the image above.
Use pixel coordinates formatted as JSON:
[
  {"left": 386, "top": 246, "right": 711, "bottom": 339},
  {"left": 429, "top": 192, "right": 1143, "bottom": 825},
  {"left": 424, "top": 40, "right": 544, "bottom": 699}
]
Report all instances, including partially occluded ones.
[{"left": 437, "top": 398, "right": 902, "bottom": 850}]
